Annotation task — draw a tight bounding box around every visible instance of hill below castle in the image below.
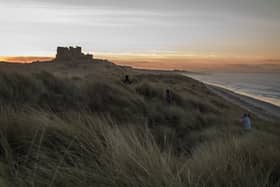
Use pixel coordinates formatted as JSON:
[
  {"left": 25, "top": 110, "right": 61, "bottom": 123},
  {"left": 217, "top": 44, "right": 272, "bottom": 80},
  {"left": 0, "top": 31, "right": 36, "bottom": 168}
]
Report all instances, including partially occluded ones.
[{"left": 0, "top": 56, "right": 279, "bottom": 187}]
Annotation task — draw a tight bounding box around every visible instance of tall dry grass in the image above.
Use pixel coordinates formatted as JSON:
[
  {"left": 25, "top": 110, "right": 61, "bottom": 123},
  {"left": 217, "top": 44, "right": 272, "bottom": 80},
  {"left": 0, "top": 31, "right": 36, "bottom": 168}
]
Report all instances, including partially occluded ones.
[
  {"left": 0, "top": 110, "right": 279, "bottom": 187},
  {"left": 0, "top": 71, "right": 279, "bottom": 186}
]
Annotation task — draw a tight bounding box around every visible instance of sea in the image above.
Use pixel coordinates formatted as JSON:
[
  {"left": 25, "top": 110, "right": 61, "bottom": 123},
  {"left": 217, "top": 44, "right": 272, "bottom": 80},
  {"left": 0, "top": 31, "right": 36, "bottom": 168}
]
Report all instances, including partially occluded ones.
[{"left": 184, "top": 72, "right": 280, "bottom": 107}]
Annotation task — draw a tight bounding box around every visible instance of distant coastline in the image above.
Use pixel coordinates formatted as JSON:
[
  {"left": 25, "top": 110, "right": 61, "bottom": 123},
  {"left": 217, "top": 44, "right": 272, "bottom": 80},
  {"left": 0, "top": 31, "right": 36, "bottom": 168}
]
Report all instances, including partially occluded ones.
[
  {"left": 181, "top": 72, "right": 280, "bottom": 122},
  {"left": 184, "top": 72, "right": 280, "bottom": 107},
  {"left": 207, "top": 84, "right": 280, "bottom": 122},
  {"left": 206, "top": 82, "right": 280, "bottom": 107}
]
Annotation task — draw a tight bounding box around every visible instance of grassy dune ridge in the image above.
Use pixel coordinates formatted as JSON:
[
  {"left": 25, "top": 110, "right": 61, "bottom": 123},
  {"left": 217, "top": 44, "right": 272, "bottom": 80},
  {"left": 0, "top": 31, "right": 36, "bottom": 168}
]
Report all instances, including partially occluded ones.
[{"left": 0, "top": 63, "right": 279, "bottom": 186}]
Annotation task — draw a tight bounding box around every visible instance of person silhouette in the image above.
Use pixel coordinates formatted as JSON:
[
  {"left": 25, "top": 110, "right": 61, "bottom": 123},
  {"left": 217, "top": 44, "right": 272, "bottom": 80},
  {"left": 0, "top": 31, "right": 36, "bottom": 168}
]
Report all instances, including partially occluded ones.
[
  {"left": 166, "top": 89, "right": 172, "bottom": 104},
  {"left": 241, "top": 113, "right": 251, "bottom": 130},
  {"left": 123, "top": 75, "right": 131, "bottom": 84}
]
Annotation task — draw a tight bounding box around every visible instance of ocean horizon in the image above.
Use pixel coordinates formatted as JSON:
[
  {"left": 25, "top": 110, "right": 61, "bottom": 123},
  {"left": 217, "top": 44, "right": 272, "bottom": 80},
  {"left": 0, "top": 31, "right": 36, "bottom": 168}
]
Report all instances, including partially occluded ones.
[{"left": 185, "top": 72, "right": 280, "bottom": 107}]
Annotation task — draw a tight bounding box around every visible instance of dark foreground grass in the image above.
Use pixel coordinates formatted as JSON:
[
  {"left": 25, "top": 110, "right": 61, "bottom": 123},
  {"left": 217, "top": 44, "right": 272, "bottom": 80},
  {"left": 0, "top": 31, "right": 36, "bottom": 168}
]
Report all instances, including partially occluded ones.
[
  {"left": 0, "top": 70, "right": 279, "bottom": 187},
  {"left": 0, "top": 111, "right": 279, "bottom": 187}
]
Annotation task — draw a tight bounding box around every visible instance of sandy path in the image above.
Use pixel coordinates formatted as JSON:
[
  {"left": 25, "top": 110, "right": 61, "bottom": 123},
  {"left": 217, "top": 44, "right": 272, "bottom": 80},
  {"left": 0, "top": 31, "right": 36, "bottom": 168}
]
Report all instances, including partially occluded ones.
[{"left": 208, "top": 85, "right": 280, "bottom": 123}]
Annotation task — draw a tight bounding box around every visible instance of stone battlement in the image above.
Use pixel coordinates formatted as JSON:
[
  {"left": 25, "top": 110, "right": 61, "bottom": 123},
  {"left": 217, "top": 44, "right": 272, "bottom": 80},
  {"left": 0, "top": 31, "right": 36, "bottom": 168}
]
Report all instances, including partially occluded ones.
[{"left": 56, "top": 46, "right": 93, "bottom": 61}]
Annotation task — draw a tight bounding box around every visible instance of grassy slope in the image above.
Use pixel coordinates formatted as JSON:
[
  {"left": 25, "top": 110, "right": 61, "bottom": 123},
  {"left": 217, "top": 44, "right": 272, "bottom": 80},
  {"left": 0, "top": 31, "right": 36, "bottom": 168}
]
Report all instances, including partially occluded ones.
[{"left": 0, "top": 61, "right": 279, "bottom": 187}]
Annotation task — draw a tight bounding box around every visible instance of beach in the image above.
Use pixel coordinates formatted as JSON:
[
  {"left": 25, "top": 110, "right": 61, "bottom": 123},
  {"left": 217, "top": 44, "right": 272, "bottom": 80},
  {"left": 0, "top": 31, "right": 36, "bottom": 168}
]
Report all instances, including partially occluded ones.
[
  {"left": 184, "top": 72, "right": 280, "bottom": 107},
  {"left": 208, "top": 84, "right": 280, "bottom": 122}
]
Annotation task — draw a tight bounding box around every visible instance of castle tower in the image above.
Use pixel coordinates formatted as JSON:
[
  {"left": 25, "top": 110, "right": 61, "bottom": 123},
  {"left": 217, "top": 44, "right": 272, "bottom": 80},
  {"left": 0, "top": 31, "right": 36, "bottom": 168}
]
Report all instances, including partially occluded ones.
[
  {"left": 55, "top": 46, "right": 94, "bottom": 62},
  {"left": 56, "top": 47, "right": 70, "bottom": 60},
  {"left": 69, "top": 46, "right": 82, "bottom": 58}
]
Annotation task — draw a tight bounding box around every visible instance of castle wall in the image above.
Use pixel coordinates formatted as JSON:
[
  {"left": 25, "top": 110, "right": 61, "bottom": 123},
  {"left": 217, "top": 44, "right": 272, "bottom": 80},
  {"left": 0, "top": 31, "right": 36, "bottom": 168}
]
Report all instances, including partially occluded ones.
[
  {"left": 56, "top": 47, "right": 70, "bottom": 60},
  {"left": 55, "top": 46, "right": 93, "bottom": 61}
]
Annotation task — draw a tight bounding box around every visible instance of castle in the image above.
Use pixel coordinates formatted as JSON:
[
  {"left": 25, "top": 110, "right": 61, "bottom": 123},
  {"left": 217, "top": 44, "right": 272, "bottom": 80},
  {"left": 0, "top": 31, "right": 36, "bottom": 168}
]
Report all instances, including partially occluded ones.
[{"left": 55, "top": 46, "right": 93, "bottom": 61}]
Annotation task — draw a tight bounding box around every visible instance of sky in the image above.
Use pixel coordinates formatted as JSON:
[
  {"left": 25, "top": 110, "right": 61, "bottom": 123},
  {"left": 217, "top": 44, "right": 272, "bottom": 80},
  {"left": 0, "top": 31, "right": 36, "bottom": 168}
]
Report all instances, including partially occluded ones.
[{"left": 0, "top": 0, "right": 280, "bottom": 69}]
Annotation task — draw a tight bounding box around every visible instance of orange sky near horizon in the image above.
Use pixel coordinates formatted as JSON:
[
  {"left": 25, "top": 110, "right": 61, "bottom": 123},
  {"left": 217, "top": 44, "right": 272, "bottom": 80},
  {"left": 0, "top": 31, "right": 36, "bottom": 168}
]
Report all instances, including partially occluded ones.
[
  {"left": 0, "top": 56, "right": 53, "bottom": 63},
  {"left": 1, "top": 0, "right": 280, "bottom": 70},
  {"left": 1, "top": 52, "right": 279, "bottom": 71}
]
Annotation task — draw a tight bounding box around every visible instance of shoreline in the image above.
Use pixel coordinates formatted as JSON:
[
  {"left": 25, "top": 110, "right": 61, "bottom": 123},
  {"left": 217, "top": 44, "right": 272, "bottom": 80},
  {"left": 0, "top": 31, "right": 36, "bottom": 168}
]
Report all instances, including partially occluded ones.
[
  {"left": 182, "top": 72, "right": 280, "bottom": 107},
  {"left": 205, "top": 82, "right": 280, "bottom": 107},
  {"left": 207, "top": 84, "right": 280, "bottom": 122}
]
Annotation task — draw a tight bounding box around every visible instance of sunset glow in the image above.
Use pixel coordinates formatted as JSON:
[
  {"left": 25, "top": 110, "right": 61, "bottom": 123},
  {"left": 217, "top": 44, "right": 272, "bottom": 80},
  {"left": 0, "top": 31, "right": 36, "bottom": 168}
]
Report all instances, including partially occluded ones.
[
  {"left": 1, "top": 52, "right": 279, "bottom": 72},
  {"left": 1, "top": 0, "right": 280, "bottom": 70},
  {"left": 0, "top": 56, "right": 53, "bottom": 63}
]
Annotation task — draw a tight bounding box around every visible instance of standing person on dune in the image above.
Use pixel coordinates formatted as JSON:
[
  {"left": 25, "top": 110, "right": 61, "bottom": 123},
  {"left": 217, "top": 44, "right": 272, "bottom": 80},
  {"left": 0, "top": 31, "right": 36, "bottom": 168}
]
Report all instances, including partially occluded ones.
[
  {"left": 165, "top": 89, "right": 173, "bottom": 104},
  {"left": 241, "top": 113, "right": 252, "bottom": 130}
]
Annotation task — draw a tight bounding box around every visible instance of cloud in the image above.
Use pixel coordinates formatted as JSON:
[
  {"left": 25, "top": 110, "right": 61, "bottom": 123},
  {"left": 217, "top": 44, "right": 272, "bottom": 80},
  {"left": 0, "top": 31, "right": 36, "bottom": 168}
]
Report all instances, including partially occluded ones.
[
  {"left": 0, "top": 0, "right": 279, "bottom": 58},
  {"left": 3, "top": 0, "right": 280, "bottom": 14}
]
